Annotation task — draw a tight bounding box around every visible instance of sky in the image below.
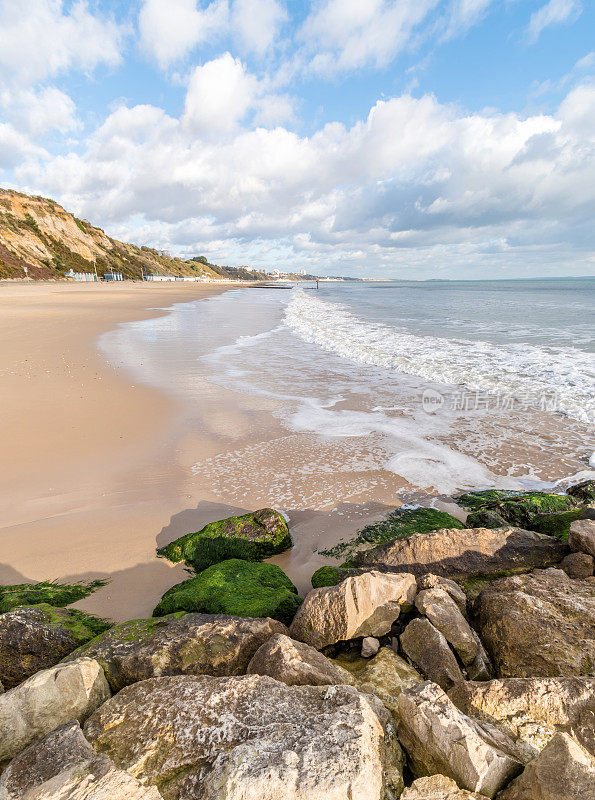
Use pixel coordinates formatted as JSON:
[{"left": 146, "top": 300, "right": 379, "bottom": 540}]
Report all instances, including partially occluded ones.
[{"left": 0, "top": 1, "right": 594, "bottom": 278}]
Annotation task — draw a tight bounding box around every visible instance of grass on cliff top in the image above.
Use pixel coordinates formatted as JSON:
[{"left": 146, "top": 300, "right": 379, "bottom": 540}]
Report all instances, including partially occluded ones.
[
  {"left": 0, "top": 579, "right": 109, "bottom": 614},
  {"left": 319, "top": 507, "right": 466, "bottom": 560}
]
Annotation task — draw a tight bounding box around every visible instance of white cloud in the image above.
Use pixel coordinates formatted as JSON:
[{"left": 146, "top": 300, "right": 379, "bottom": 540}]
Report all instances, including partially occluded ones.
[
  {"left": 138, "top": 0, "right": 228, "bottom": 68},
  {"left": 231, "top": 0, "right": 287, "bottom": 56},
  {"left": 0, "top": 0, "right": 125, "bottom": 85},
  {"left": 183, "top": 53, "right": 257, "bottom": 134},
  {"left": 16, "top": 77, "right": 594, "bottom": 277},
  {"left": 527, "top": 0, "right": 582, "bottom": 44},
  {"left": 0, "top": 123, "right": 47, "bottom": 169},
  {"left": 0, "top": 87, "right": 79, "bottom": 136},
  {"left": 299, "top": 0, "right": 439, "bottom": 75},
  {"left": 440, "top": 0, "right": 495, "bottom": 40}
]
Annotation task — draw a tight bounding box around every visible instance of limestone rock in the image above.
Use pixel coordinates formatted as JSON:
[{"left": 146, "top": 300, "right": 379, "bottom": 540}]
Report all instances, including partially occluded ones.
[
  {"left": 347, "top": 527, "right": 567, "bottom": 579},
  {"left": 0, "top": 604, "right": 109, "bottom": 689},
  {"left": 498, "top": 732, "right": 595, "bottom": 800},
  {"left": 335, "top": 646, "right": 423, "bottom": 720},
  {"left": 400, "top": 618, "right": 464, "bottom": 690},
  {"left": 401, "top": 775, "right": 486, "bottom": 800},
  {"left": 289, "top": 571, "right": 416, "bottom": 649},
  {"left": 65, "top": 612, "right": 287, "bottom": 691},
  {"left": 448, "top": 677, "right": 595, "bottom": 760},
  {"left": 84, "top": 673, "right": 404, "bottom": 800},
  {"left": 416, "top": 588, "right": 479, "bottom": 666},
  {"left": 156, "top": 508, "right": 292, "bottom": 572},
  {"left": 362, "top": 637, "right": 380, "bottom": 657},
  {"left": 569, "top": 519, "right": 595, "bottom": 558},
  {"left": 0, "top": 658, "right": 110, "bottom": 762},
  {"left": 0, "top": 721, "right": 160, "bottom": 800},
  {"left": 398, "top": 681, "right": 523, "bottom": 798},
  {"left": 417, "top": 573, "right": 469, "bottom": 615},
  {"left": 474, "top": 569, "right": 595, "bottom": 677},
  {"left": 246, "top": 633, "right": 352, "bottom": 686},
  {"left": 560, "top": 551, "right": 594, "bottom": 579}
]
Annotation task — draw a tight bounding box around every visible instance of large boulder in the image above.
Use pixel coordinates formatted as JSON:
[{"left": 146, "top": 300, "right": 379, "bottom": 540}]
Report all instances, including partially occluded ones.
[
  {"left": 247, "top": 633, "right": 353, "bottom": 686},
  {"left": 415, "top": 588, "right": 484, "bottom": 669},
  {"left": 400, "top": 618, "right": 465, "bottom": 690},
  {"left": 289, "top": 571, "right": 416, "bottom": 649},
  {"left": 448, "top": 677, "right": 595, "bottom": 760},
  {"left": 156, "top": 508, "right": 292, "bottom": 572},
  {"left": 401, "top": 775, "right": 486, "bottom": 800},
  {"left": 346, "top": 527, "right": 567, "bottom": 579},
  {"left": 457, "top": 489, "right": 587, "bottom": 539},
  {"left": 0, "top": 658, "right": 110, "bottom": 762},
  {"left": 334, "top": 646, "right": 423, "bottom": 720},
  {"left": 0, "top": 721, "right": 160, "bottom": 800},
  {"left": 474, "top": 569, "right": 595, "bottom": 677},
  {"left": 560, "top": 551, "right": 594, "bottom": 579},
  {"left": 84, "top": 673, "right": 405, "bottom": 800},
  {"left": 569, "top": 519, "right": 595, "bottom": 557},
  {"left": 0, "top": 579, "right": 107, "bottom": 614},
  {"left": 397, "top": 681, "right": 523, "bottom": 798},
  {"left": 498, "top": 732, "right": 595, "bottom": 800},
  {"left": 417, "top": 573, "right": 469, "bottom": 616},
  {"left": 0, "top": 604, "right": 110, "bottom": 689},
  {"left": 65, "top": 612, "right": 287, "bottom": 691},
  {"left": 153, "top": 559, "right": 302, "bottom": 625},
  {"left": 320, "top": 507, "right": 466, "bottom": 561}
]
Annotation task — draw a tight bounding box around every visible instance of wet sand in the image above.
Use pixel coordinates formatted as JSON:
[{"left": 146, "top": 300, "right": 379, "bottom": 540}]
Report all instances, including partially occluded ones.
[
  {"left": 0, "top": 281, "right": 401, "bottom": 621},
  {"left": 0, "top": 281, "right": 238, "bottom": 620}
]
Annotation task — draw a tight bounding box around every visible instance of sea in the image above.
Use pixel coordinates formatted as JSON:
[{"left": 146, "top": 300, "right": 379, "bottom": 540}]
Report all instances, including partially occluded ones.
[{"left": 101, "top": 278, "right": 595, "bottom": 508}]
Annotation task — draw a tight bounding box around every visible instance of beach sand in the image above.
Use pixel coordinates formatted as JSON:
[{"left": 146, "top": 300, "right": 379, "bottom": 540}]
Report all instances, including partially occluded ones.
[{"left": 0, "top": 281, "right": 399, "bottom": 621}]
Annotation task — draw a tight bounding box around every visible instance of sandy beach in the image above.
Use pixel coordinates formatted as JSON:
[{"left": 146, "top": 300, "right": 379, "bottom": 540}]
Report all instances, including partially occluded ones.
[
  {"left": 0, "top": 281, "right": 393, "bottom": 622},
  {"left": 0, "top": 281, "right": 236, "bottom": 620}
]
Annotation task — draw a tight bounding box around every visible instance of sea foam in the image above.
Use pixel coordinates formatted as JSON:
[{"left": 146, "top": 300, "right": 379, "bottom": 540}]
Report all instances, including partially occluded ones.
[{"left": 284, "top": 288, "right": 595, "bottom": 425}]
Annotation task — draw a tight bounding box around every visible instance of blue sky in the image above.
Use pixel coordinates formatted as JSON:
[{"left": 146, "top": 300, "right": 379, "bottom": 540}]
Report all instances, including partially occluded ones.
[{"left": 1, "top": 1, "right": 594, "bottom": 278}]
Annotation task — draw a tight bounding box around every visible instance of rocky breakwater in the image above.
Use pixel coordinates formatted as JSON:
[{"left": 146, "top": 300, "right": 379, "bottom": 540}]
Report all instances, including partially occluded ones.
[{"left": 0, "top": 489, "right": 593, "bottom": 798}]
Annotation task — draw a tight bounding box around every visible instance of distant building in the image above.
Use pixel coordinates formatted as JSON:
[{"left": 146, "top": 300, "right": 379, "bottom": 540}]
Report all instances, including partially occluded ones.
[{"left": 66, "top": 269, "right": 97, "bottom": 282}]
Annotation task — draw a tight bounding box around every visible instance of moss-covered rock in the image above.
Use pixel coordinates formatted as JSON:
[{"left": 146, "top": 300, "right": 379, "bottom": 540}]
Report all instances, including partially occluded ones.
[
  {"left": 319, "top": 507, "right": 466, "bottom": 560},
  {"left": 567, "top": 480, "right": 595, "bottom": 505},
  {"left": 65, "top": 612, "right": 288, "bottom": 691},
  {"left": 456, "top": 489, "right": 584, "bottom": 540},
  {"left": 157, "top": 508, "right": 292, "bottom": 573},
  {"left": 465, "top": 510, "right": 507, "bottom": 529},
  {"left": 0, "top": 579, "right": 108, "bottom": 614},
  {"left": 154, "top": 559, "right": 302, "bottom": 625},
  {"left": 0, "top": 604, "right": 111, "bottom": 689},
  {"left": 311, "top": 566, "right": 353, "bottom": 588}
]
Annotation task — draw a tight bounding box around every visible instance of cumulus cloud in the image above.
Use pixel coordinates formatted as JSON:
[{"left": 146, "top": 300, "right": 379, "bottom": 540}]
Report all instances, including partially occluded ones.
[
  {"left": 15, "top": 73, "right": 594, "bottom": 276},
  {"left": 527, "top": 0, "right": 582, "bottom": 44},
  {"left": 0, "top": 0, "right": 125, "bottom": 85},
  {"left": 138, "top": 0, "right": 228, "bottom": 68},
  {"left": 231, "top": 0, "right": 287, "bottom": 56},
  {"left": 298, "top": 0, "right": 439, "bottom": 75},
  {"left": 0, "top": 87, "right": 79, "bottom": 136}
]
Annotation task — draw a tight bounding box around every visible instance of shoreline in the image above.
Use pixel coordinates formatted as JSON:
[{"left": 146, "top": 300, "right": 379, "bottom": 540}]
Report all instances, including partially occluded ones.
[{"left": 0, "top": 282, "right": 236, "bottom": 620}]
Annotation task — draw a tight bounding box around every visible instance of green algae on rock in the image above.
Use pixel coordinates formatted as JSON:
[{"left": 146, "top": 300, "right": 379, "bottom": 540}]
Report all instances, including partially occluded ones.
[
  {"left": 0, "top": 603, "right": 111, "bottom": 689},
  {"left": 64, "top": 612, "right": 288, "bottom": 691},
  {"left": 567, "top": 479, "right": 595, "bottom": 504},
  {"left": 456, "top": 489, "right": 586, "bottom": 540},
  {"left": 311, "top": 566, "right": 354, "bottom": 588},
  {"left": 157, "top": 508, "right": 292, "bottom": 573},
  {"left": 154, "top": 559, "right": 302, "bottom": 625},
  {"left": 319, "top": 507, "right": 466, "bottom": 561},
  {"left": 0, "top": 579, "right": 108, "bottom": 614}
]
